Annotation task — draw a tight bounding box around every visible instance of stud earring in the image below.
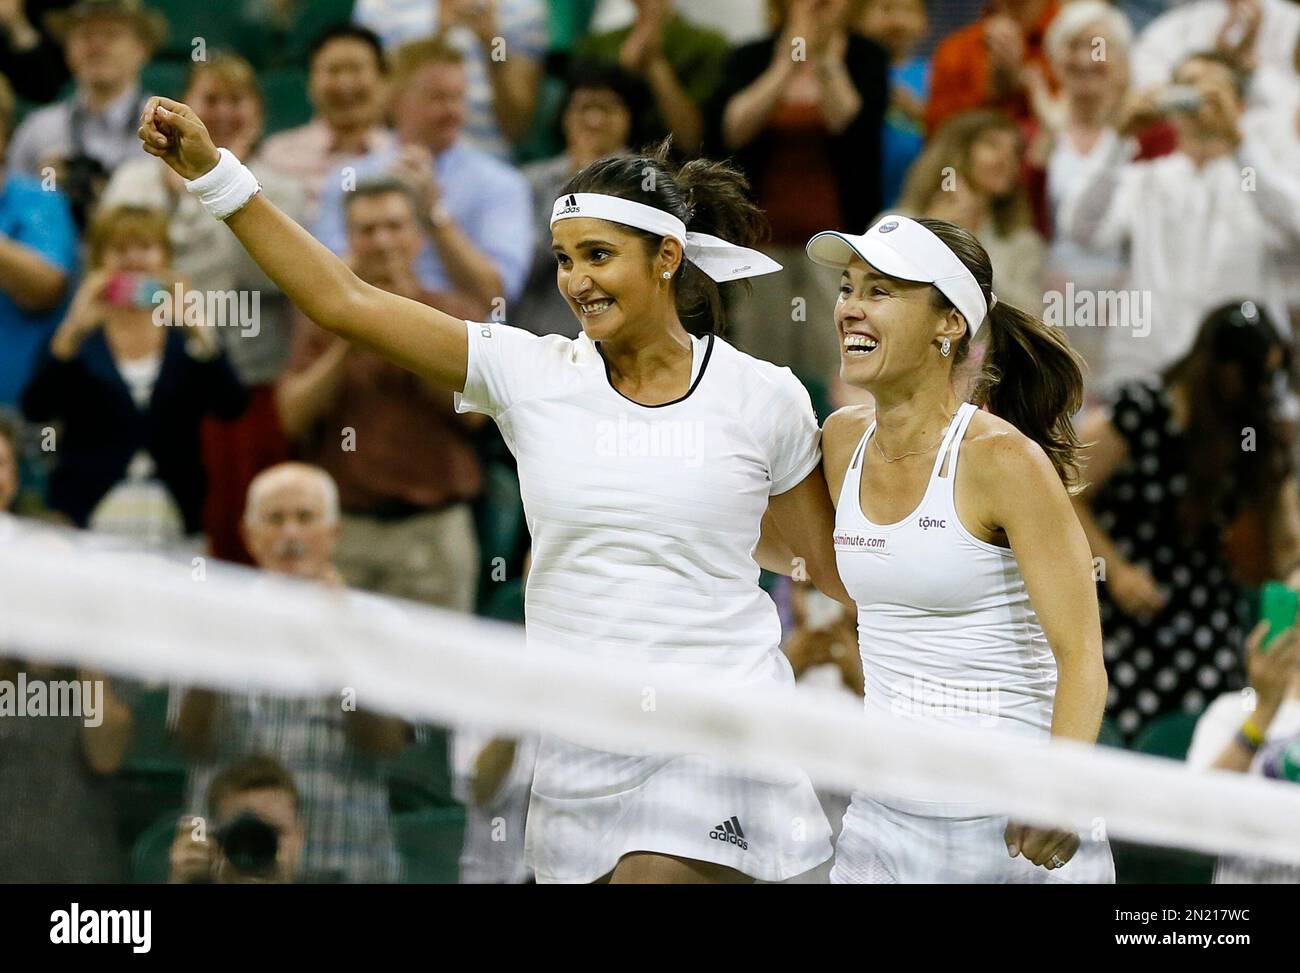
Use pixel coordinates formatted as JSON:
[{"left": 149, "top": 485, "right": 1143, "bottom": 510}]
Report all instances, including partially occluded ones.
[
  {"left": 940, "top": 337, "right": 952, "bottom": 357},
  {"left": 661, "top": 271, "right": 671, "bottom": 279}
]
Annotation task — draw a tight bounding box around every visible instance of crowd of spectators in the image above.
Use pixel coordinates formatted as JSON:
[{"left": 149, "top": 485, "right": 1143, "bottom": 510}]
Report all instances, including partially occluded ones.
[{"left": 2, "top": 0, "right": 1300, "bottom": 884}]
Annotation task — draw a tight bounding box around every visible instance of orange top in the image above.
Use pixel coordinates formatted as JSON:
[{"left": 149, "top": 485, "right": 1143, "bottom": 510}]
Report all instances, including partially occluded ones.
[{"left": 925, "top": 0, "right": 1060, "bottom": 136}]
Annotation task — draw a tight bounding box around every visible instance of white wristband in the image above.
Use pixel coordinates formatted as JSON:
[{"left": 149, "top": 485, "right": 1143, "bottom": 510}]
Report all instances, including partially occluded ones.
[{"left": 184, "top": 147, "right": 261, "bottom": 221}]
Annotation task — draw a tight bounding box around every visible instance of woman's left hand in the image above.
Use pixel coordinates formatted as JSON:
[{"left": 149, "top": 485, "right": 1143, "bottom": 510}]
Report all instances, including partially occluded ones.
[{"left": 1004, "top": 821, "right": 1080, "bottom": 869}]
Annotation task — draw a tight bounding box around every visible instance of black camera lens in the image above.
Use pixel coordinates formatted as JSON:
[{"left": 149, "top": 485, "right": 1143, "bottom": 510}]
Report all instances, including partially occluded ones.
[{"left": 213, "top": 812, "right": 281, "bottom": 880}]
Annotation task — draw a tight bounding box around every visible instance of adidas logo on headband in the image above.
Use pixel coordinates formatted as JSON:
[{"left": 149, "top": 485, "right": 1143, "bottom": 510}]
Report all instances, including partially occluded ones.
[{"left": 556, "top": 194, "right": 580, "bottom": 216}]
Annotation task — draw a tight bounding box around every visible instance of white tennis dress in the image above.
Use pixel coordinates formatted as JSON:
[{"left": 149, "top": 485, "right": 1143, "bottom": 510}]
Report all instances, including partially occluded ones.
[
  {"left": 830, "top": 403, "right": 1115, "bottom": 883},
  {"left": 455, "top": 320, "right": 832, "bottom": 883}
]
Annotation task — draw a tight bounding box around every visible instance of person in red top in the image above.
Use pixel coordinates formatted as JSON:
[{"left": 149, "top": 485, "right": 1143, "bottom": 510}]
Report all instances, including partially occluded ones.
[{"left": 925, "top": 0, "right": 1061, "bottom": 135}]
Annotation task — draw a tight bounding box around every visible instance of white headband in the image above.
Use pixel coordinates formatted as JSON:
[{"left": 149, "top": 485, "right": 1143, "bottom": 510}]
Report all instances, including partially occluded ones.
[
  {"left": 806, "top": 215, "right": 992, "bottom": 336},
  {"left": 550, "top": 192, "right": 782, "bottom": 283}
]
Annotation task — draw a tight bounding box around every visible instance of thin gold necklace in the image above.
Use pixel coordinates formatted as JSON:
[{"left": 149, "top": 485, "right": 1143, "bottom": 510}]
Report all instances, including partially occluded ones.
[{"left": 871, "top": 408, "right": 959, "bottom": 464}]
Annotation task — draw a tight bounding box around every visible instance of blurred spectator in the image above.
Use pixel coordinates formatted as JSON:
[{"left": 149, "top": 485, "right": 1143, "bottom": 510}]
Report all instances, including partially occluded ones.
[
  {"left": 1132, "top": 0, "right": 1300, "bottom": 114},
  {"left": 315, "top": 36, "right": 534, "bottom": 308},
  {"left": 0, "top": 0, "right": 74, "bottom": 103},
  {"left": 1059, "top": 49, "right": 1300, "bottom": 385},
  {"left": 0, "top": 74, "right": 77, "bottom": 409},
  {"left": 6, "top": 0, "right": 165, "bottom": 226},
  {"left": 1026, "top": 1, "right": 1164, "bottom": 398},
  {"left": 452, "top": 730, "right": 536, "bottom": 883},
  {"left": 280, "top": 180, "right": 485, "bottom": 611},
  {"left": 21, "top": 205, "right": 248, "bottom": 549},
  {"left": 590, "top": 0, "right": 769, "bottom": 44},
  {"left": 0, "top": 653, "right": 135, "bottom": 882},
  {"left": 716, "top": 0, "right": 889, "bottom": 381},
  {"left": 898, "top": 109, "right": 1045, "bottom": 314},
  {"left": 103, "top": 53, "right": 306, "bottom": 564},
  {"left": 1114, "top": 0, "right": 1171, "bottom": 36},
  {"left": 859, "top": 0, "right": 930, "bottom": 208},
  {"left": 173, "top": 462, "right": 409, "bottom": 884},
  {"left": 577, "top": 0, "right": 730, "bottom": 153},
  {"left": 925, "top": 0, "right": 1060, "bottom": 135},
  {"left": 0, "top": 412, "right": 16, "bottom": 513},
  {"left": 168, "top": 754, "right": 310, "bottom": 884},
  {"left": 781, "top": 580, "right": 861, "bottom": 884},
  {"left": 1072, "top": 302, "right": 1300, "bottom": 743},
  {"left": 1187, "top": 622, "right": 1300, "bottom": 882},
  {"left": 517, "top": 61, "right": 644, "bottom": 338},
  {"left": 353, "top": 0, "right": 545, "bottom": 158},
  {"left": 258, "top": 24, "right": 396, "bottom": 225}
]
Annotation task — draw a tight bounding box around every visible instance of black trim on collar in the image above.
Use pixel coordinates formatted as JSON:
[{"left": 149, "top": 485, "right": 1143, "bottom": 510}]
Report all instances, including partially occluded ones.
[{"left": 596, "top": 332, "right": 715, "bottom": 409}]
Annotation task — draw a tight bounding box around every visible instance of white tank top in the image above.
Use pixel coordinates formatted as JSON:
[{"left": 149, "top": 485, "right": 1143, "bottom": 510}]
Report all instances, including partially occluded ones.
[{"left": 835, "top": 403, "right": 1058, "bottom": 811}]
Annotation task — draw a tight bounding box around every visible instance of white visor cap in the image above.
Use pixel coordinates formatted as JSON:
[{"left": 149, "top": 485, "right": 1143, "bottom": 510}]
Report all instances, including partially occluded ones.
[{"left": 806, "top": 215, "right": 989, "bottom": 336}]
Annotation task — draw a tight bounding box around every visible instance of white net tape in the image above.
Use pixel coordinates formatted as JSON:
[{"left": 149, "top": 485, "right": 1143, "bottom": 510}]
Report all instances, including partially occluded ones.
[{"left": 3, "top": 517, "right": 1299, "bottom": 865}]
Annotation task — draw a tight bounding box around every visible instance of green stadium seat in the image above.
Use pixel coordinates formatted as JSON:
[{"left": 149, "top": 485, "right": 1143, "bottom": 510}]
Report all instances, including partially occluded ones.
[
  {"left": 113, "top": 686, "right": 188, "bottom": 851},
  {"left": 474, "top": 461, "right": 528, "bottom": 614},
  {"left": 149, "top": 0, "right": 251, "bottom": 62},
  {"left": 141, "top": 60, "right": 191, "bottom": 101},
  {"left": 1131, "top": 710, "right": 1201, "bottom": 761},
  {"left": 393, "top": 806, "right": 466, "bottom": 884},
  {"left": 259, "top": 66, "right": 313, "bottom": 137},
  {"left": 387, "top": 727, "right": 457, "bottom": 813},
  {"left": 130, "top": 811, "right": 181, "bottom": 884},
  {"left": 1113, "top": 710, "right": 1214, "bottom": 882},
  {"left": 1096, "top": 716, "right": 1126, "bottom": 749}
]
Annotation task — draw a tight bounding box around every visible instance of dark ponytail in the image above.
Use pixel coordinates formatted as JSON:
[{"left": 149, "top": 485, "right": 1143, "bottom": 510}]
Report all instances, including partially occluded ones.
[
  {"left": 559, "top": 138, "right": 767, "bottom": 336},
  {"left": 915, "top": 218, "right": 1085, "bottom": 490}
]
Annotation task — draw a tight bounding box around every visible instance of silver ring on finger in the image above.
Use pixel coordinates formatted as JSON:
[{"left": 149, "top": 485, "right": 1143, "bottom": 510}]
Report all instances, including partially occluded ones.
[{"left": 1049, "top": 853, "right": 1067, "bottom": 869}]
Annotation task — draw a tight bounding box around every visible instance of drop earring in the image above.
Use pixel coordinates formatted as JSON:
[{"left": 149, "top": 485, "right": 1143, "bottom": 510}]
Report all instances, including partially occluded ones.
[{"left": 940, "top": 337, "right": 952, "bottom": 357}]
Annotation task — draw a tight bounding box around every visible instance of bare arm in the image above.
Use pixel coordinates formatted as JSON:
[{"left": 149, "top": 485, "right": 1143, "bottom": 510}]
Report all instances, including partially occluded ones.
[
  {"left": 0, "top": 234, "right": 67, "bottom": 311},
  {"left": 722, "top": 51, "right": 796, "bottom": 150},
  {"left": 814, "top": 46, "right": 862, "bottom": 135},
  {"left": 643, "top": 56, "right": 704, "bottom": 153},
  {"left": 485, "top": 53, "right": 541, "bottom": 144},
  {"left": 763, "top": 466, "right": 854, "bottom": 608},
  {"left": 345, "top": 709, "right": 411, "bottom": 758},
  {"left": 1266, "top": 478, "right": 1300, "bottom": 579},
  {"left": 138, "top": 96, "right": 470, "bottom": 391},
  {"left": 80, "top": 672, "right": 133, "bottom": 775},
  {"left": 1069, "top": 409, "right": 1129, "bottom": 569},
  {"left": 973, "top": 431, "right": 1108, "bottom": 744},
  {"left": 275, "top": 335, "right": 350, "bottom": 441},
  {"left": 174, "top": 689, "right": 220, "bottom": 760},
  {"left": 427, "top": 217, "right": 505, "bottom": 309}
]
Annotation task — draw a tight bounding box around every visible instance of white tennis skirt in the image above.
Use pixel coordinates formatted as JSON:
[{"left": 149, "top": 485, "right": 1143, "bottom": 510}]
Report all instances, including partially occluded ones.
[
  {"left": 830, "top": 794, "right": 1116, "bottom": 884},
  {"left": 525, "top": 734, "right": 833, "bottom": 883}
]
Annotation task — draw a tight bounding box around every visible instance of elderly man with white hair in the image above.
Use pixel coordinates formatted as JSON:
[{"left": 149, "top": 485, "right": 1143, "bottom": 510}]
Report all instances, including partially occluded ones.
[{"left": 170, "top": 461, "right": 411, "bottom": 883}]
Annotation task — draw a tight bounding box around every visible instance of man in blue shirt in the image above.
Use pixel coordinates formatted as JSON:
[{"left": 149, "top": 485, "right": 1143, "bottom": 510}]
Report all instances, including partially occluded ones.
[
  {"left": 0, "top": 75, "right": 78, "bottom": 408},
  {"left": 314, "top": 35, "right": 533, "bottom": 310}
]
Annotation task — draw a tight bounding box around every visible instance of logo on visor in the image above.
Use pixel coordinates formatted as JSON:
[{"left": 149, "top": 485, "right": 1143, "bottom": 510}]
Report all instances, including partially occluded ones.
[{"left": 877, "top": 220, "right": 899, "bottom": 233}]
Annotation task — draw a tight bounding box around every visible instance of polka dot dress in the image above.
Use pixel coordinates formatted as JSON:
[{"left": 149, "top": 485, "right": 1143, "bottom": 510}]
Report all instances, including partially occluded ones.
[{"left": 1093, "top": 381, "right": 1248, "bottom": 744}]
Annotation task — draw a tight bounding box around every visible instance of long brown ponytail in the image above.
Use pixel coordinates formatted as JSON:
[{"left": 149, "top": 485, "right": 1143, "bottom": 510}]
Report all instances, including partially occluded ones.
[{"left": 916, "top": 218, "right": 1085, "bottom": 489}]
